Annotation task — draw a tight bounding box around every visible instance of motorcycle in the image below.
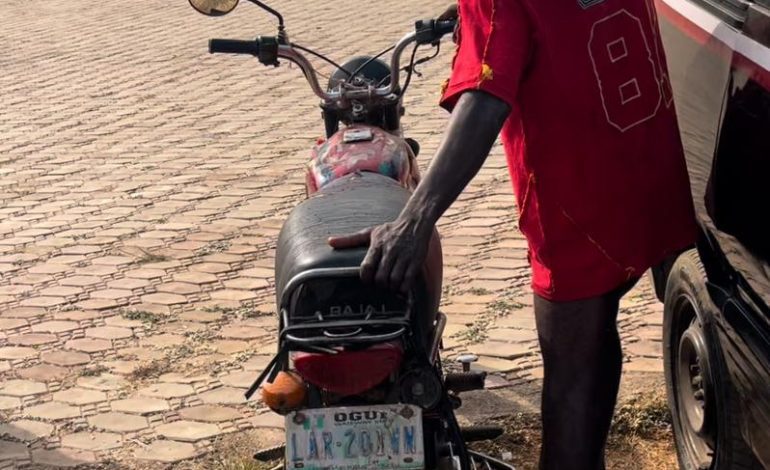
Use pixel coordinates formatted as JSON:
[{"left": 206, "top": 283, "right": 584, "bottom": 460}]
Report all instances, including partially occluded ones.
[{"left": 189, "top": 1, "right": 514, "bottom": 469}]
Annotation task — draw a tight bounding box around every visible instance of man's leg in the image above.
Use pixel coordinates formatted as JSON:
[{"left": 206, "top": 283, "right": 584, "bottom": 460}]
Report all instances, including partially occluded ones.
[{"left": 535, "top": 282, "right": 633, "bottom": 470}]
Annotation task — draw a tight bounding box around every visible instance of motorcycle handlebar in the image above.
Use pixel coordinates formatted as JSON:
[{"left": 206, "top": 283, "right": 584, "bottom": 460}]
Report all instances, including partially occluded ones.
[
  {"left": 209, "top": 18, "right": 457, "bottom": 103},
  {"left": 209, "top": 38, "right": 260, "bottom": 55}
]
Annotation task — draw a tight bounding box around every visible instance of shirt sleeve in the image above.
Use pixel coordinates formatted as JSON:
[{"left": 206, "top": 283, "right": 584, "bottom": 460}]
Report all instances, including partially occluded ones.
[{"left": 440, "top": 0, "right": 533, "bottom": 111}]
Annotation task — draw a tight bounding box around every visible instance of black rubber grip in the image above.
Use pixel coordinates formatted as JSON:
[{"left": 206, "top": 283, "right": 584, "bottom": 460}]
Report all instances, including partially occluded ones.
[
  {"left": 434, "top": 19, "right": 457, "bottom": 37},
  {"left": 460, "top": 425, "right": 505, "bottom": 443},
  {"left": 445, "top": 371, "right": 487, "bottom": 393},
  {"left": 209, "top": 38, "right": 260, "bottom": 55}
]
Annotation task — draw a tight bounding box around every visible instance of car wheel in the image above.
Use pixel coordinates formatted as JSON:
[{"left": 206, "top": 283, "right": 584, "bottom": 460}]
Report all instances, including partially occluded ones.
[{"left": 663, "top": 249, "right": 760, "bottom": 469}]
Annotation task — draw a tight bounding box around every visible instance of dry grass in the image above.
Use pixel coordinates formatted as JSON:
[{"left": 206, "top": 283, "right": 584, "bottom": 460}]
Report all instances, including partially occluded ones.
[{"left": 470, "top": 391, "right": 677, "bottom": 470}]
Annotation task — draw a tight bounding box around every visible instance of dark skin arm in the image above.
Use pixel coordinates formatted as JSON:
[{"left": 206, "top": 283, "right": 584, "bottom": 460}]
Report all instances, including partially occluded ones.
[{"left": 328, "top": 90, "right": 510, "bottom": 292}]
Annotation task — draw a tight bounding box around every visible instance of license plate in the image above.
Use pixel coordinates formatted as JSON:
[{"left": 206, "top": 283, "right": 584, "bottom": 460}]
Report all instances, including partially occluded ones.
[{"left": 285, "top": 404, "right": 424, "bottom": 470}]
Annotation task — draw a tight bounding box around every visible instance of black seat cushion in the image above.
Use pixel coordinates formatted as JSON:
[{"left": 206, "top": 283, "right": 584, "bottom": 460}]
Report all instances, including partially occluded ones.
[{"left": 274, "top": 172, "right": 442, "bottom": 316}]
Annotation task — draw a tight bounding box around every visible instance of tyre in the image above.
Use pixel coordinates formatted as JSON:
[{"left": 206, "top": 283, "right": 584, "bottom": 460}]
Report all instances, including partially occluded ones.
[{"left": 663, "top": 249, "right": 760, "bottom": 469}]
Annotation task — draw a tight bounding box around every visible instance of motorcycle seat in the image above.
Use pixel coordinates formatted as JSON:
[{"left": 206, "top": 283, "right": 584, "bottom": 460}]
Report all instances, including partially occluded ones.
[{"left": 274, "top": 172, "right": 442, "bottom": 317}]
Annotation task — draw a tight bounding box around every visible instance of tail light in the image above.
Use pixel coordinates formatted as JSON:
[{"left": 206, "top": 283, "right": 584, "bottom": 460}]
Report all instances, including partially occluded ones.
[{"left": 293, "top": 342, "right": 403, "bottom": 396}]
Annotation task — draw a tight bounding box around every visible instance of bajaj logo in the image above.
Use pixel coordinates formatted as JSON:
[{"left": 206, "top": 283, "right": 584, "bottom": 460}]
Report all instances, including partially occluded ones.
[{"left": 578, "top": 0, "right": 605, "bottom": 8}]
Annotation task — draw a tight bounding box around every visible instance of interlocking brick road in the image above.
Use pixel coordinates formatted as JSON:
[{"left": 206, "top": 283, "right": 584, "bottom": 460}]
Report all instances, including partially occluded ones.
[{"left": 1, "top": 0, "right": 666, "bottom": 467}]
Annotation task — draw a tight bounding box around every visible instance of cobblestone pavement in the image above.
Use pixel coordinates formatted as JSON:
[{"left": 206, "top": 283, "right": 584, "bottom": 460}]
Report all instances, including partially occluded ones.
[{"left": 1, "top": 0, "right": 666, "bottom": 467}]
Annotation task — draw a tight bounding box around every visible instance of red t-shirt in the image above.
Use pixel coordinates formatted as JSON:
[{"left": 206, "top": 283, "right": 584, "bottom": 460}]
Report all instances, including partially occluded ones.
[{"left": 441, "top": 0, "right": 697, "bottom": 301}]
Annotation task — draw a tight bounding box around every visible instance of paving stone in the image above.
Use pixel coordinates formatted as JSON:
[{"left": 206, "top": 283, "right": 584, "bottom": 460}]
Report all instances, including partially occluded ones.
[
  {"left": 65, "top": 338, "right": 112, "bottom": 353},
  {"left": 60, "top": 431, "right": 122, "bottom": 451},
  {"left": 469, "top": 341, "right": 533, "bottom": 360},
  {"left": 25, "top": 402, "right": 81, "bottom": 420},
  {"left": 158, "top": 373, "right": 209, "bottom": 384},
  {"left": 625, "top": 340, "right": 663, "bottom": 359},
  {"left": 485, "top": 328, "right": 538, "bottom": 343},
  {"left": 39, "top": 286, "right": 83, "bottom": 297},
  {"left": 138, "top": 383, "right": 195, "bottom": 399},
  {"left": 85, "top": 326, "right": 133, "bottom": 340},
  {"left": 141, "top": 293, "right": 187, "bottom": 305},
  {"left": 31, "top": 448, "right": 97, "bottom": 467},
  {"left": 111, "top": 397, "right": 169, "bottom": 415},
  {"left": 218, "top": 370, "right": 255, "bottom": 388},
  {"left": 178, "top": 405, "right": 241, "bottom": 423},
  {"left": 155, "top": 420, "right": 222, "bottom": 442},
  {"left": 101, "top": 360, "right": 142, "bottom": 375},
  {"left": 0, "top": 346, "right": 39, "bottom": 360},
  {"left": 156, "top": 282, "right": 200, "bottom": 295},
  {"left": 103, "top": 316, "right": 143, "bottom": 329},
  {"left": 53, "top": 388, "right": 107, "bottom": 405},
  {"left": 77, "top": 374, "right": 127, "bottom": 391},
  {"left": 28, "top": 264, "right": 71, "bottom": 275},
  {"left": 59, "top": 275, "right": 102, "bottom": 287},
  {"left": 199, "top": 386, "right": 247, "bottom": 405},
  {"left": 134, "top": 440, "right": 199, "bottom": 463},
  {"left": 88, "top": 412, "right": 148, "bottom": 432},
  {"left": 31, "top": 320, "right": 80, "bottom": 333},
  {"left": 41, "top": 350, "right": 91, "bottom": 366},
  {"left": 91, "top": 256, "right": 134, "bottom": 266},
  {"left": 0, "top": 396, "right": 21, "bottom": 411},
  {"left": 7, "top": 333, "right": 58, "bottom": 346},
  {"left": 0, "top": 318, "right": 28, "bottom": 330},
  {"left": 250, "top": 411, "right": 285, "bottom": 430},
  {"left": 0, "top": 440, "right": 29, "bottom": 460},
  {"left": 189, "top": 262, "right": 230, "bottom": 274},
  {"left": 125, "top": 268, "right": 166, "bottom": 280},
  {"left": 212, "top": 339, "right": 250, "bottom": 354},
  {"left": 242, "top": 355, "right": 273, "bottom": 372},
  {"left": 117, "top": 346, "right": 165, "bottom": 361},
  {"left": 60, "top": 245, "right": 101, "bottom": 255},
  {"left": 106, "top": 278, "right": 151, "bottom": 290},
  {"left": 53, "top": 310, "right": 101, "bottom": 321},
  {"left": 141, "top": 333, "right": 185, "bottom": 349},
  {"left": 75, "top": 265, "right": 119, "bottom": 277},
  {"left": 20, "top": 296, "right": 68, "bottom": 308},
  {"left": 178, "top": 310, "right": 223, "bottom": 323},
  {"left": 1, "top": 307, "right": 46, "bottom": 318},
  {"left": 89, "top": 289, "right": 133, "bottom": 300},
  {"left": 173, "top": 271, "right": 219, "bottom": 285},
  {"left": 18, "top": 364, "right": 70, "bottom": 381},
  {"left": 0, "top": 419, "right": 54, "bottom": 442},
  {"left": 240, "top": 267, "right": 273, "bottom": 278},
  {"left": 219, "top": 325, "right": 268, "bottom": 340},
  {"left": 77, "top": 298, "right": 126, "bottom": 310},
  {"left": 0, "top": 379, "right": 48, "bottom": 397},
  {"left": 209, "top": 289, "right": 258, "bottom": 301}
]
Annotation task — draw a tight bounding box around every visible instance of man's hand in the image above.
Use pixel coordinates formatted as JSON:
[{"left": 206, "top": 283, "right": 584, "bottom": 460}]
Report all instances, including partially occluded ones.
[
  {"left": 328, "top": 216, "right": 433, "bottom": 294},
  {"left": 329, "top": 91, "right": 511, "bottom": 294},
  {"left": 438, "top": 4, "right": 458, "bottom": 21}
]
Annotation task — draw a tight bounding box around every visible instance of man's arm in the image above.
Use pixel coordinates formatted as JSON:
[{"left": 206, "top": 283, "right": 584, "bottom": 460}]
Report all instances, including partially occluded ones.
[{"left": 329, "top": 90, "right": 510, "bottom": 292}]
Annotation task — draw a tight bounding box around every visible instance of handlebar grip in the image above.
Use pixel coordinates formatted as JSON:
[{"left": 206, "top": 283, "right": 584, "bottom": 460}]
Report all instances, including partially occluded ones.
[
  {"left": 434, "top": 19, "right": 457, "bottom": 37},
  {"left": 415, "top": 19, "right": 457, "bottom": 45},
  {"left": 209, "top": 39, "right": 260, "bottom": 55}
]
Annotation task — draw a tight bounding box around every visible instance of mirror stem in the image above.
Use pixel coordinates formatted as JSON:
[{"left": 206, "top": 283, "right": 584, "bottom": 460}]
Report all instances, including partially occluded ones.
[{"left": 246, "top": 0, "right": 287, "bottom": 42}]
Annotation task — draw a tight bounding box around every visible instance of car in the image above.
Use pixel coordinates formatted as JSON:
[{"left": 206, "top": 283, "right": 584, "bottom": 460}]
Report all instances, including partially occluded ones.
[{"left": 652, "top": 0, "right": 770, "bottom": 468}]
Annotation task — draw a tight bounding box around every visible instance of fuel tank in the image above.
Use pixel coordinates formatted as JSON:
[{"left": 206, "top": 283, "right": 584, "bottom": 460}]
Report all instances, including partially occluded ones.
[{"left": 306, "top": 125, "right": 419, "bottom": 194}]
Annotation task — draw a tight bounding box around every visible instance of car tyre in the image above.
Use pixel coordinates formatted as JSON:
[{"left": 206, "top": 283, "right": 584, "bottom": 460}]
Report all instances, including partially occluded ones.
[{"left": 663, "top": 249, "right": 760, "bottom": 470}]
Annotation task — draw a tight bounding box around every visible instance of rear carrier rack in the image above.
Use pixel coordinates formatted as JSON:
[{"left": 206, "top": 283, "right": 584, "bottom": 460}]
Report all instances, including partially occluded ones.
[
  {"left": 245, "top": 268, "right": 418, "bottom": 400},
  {"left": 281, "top": 267, "right": 412, "bottom": 344}
]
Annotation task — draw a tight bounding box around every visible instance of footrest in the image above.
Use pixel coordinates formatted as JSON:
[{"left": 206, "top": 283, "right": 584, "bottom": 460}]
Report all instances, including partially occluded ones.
[{"left": 445, "top": 371, "right": 487, "bottom": 394}]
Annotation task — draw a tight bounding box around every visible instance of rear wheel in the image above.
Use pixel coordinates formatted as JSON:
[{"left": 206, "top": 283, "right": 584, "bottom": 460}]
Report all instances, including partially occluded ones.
[{"left": 663, "top": 249, "right": 760, "bottom": 469}]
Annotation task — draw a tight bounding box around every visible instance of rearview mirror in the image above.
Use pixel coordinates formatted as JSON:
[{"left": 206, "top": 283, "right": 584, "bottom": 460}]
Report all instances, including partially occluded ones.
[{"left": 189, "top": 0, "right": 239, "bottom": 16}]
